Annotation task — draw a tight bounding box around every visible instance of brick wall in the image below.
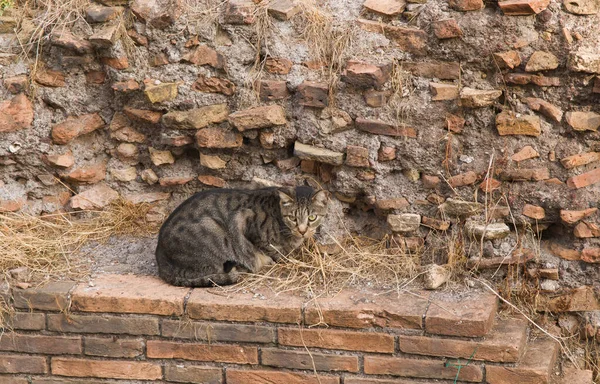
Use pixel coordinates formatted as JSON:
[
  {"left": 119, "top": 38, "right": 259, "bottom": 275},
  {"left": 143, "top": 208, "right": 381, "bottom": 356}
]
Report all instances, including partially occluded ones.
[{"left": 1, "top": 273, "right": 589, "bottom": 383}]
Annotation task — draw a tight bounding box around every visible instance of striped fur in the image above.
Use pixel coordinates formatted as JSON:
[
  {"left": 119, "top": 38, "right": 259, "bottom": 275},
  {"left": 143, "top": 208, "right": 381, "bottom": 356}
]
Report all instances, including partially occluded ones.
[{"left": 155, "top": 186, "right": 329, "bottom": 287}]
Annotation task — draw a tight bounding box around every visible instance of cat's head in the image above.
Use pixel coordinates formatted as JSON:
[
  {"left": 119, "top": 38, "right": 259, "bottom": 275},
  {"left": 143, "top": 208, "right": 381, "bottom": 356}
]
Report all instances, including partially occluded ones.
[{"left": 278, "top": 186, "right": 329, "bottom": 239}]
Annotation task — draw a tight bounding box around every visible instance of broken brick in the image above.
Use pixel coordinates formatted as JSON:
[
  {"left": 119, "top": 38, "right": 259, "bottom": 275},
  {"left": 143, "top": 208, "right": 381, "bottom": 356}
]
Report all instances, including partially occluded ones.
[
  {"left": 448, "top": 171, "right": 477, "bottom": 187},
  {"left": 345, "top": 145, "right": 370, "bottom": 167},
  {"left": 512, "top": 146, "right": 539, "bottom": 162},
  {"left": 267, "top": 0, "right": 301, "bottom": 20},
  {"left": 112, "top": 79, "right": 140, "bottom": 93},
  {"left": 363, "top": 0, "right": 406, "bottom": 15},
  {"left": 498, "top": 0, "right": 550, "bottom": 15},
  {"left": 432, "top": 19, "right": 462, "bottom": 39},
  {"left": 378, "top": 146, "right": 396, "bottom": 161},
  {"left": 356, "top": 118, "right": 417, "bottom": 138},
  {"left": 265, "top": 57, "right": 293, "bottom": 74},
  {"left": 493, "top": 50, "right": 521, "bottom": 69},
  {"left": 565, "top": 111, "right": 600, "bottom": 132},
  {"left": 567, "top": 168, "right": 600, "bottom": 189},
  {"left": 223, "top": 0, "right": 256, "bottom": 24},
  {"left": 342, "top": 61, "right": 390, "bottom": 89},
  {"left": 448, "top": 0, "right": 484, "bottom": 11},
  {"left": 446, "top": 114, "right": 465, "bottom": 133},
  {"left": 430, "top": 82, "right": 459, "bottom": 101},
  {"left": 51, "top": 114, "right": 105, "bottom": 145},
  {"left": 297, "top": 81, "right": 329, "bottom": 108},
  {"left": 525, "top": 51, "right": 559, "bottom": 72},
  {"left": 500, "top": 168, "right": 550, "bottom": 181},
  {"left": 560, "top": 208, "right": 597, "bottom": 225},
  {"left": 258, "top": 80, "right": 289, "bottom": 101},
  {"left": 195, "top": 127, "right": 243, "bottom": 148},
  {"left": 0, "top": 93, "right": 34, "bottom": 133},
  {"left": 181, "top": 45, "right": 225, "bottom": 69},
  {"left": 523, "top": 204, "right": 545, "bottom": 220},
  {"left": 560, "top": 152, "right": 600, "bottom": 169},
  {"left": 496, "top": 111, "right": 541, "bottom": 136},
  {"left": 35, "top": 69, "right": 66, "bottom": 87},
  {"left": 525, "top": 97, "right": 563, "bottom": 122},
  {"left": 193, "top": 75, "right": 236, "bottom": 96}
]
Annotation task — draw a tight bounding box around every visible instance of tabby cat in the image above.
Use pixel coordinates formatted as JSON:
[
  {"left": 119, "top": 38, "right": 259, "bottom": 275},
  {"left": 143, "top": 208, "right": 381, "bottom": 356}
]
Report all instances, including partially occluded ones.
[{"left": 155, "top": 186, "right": 329, "bottom": 287}]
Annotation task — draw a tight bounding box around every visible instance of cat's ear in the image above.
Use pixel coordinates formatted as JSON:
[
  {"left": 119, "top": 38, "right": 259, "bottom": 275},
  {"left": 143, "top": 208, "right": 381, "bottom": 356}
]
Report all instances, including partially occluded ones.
[
  {"left": 278, "top": 189, "right": 295, "bottom": 207},
  {"left": 311, "top": 190, "right": 330, "bottom": 207}
]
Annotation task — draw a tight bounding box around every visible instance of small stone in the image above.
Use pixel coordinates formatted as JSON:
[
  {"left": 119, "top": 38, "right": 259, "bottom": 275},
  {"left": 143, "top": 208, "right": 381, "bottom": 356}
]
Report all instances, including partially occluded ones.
[
  {"left": 525, "top": 51, "right": 559, "bottom": 72},
  {"left": 193, "top": 75, "right": 235, "bottom": 96},
  {"left": 124, "top": 107, "right": 163, "bottom": 124},
  {"left": 86, "top": 5, "right": 124, "bottom": 23},
  {"left": 4, "top": 75, "right": 28, "bottom": 94},
  {"left": 500, "top": 168, "right": 550, "bottom": 181},
  {"left": 197, "top": 175, "right": 226, "bottom": 188},
  {"left": 70, "top": 183, "right": 119, "bottom": 210},
  {"left": 382, "top": 25, "right": 427, "bottom": 55},
  {"left": 567, "top": 50, "right": 600, "bottom": 74},
  {"left": 493, "top": 50, "right": 521, "bottom": 69},
  {"left": 267, "top": 0, "right": 301, "bottom": 20},
  {"left": 265, "top": 57, "right": 293, "bottom": 74},
  {"left": 112, "top": 79, "right": 140, "bottom": 93},
  {"left": 144, "top": 80, "right": 178, "bottom": 103},
  {"left": 364, "top": 90, "right": 389, "bottom": 107},
  {"left": 342, "top": 61, "right": 390, "bottom": 89},
  {"left": 223, "top": 0, "right": 256, "bottom": 24},
  {"left": 479, "top": 177, "right": 502, "bottom": 192},
  {"left": 50, "top": 31, "right": 93, "bottom": 54},
  {"left": 448, "top": 0, "right": 484, "bottom": 10},
  {"left": 523, "top": 204, "right": 545, "bottom": 220},
  {"left": 116, "top": 143, "right": 139, "bottom": 160},
  {"left": 540, "top": 280, "right": 560, "bottom": 292},
  {"left": 85, "top": 71, "right": 107, "bottom": 85},
  {"left": 496, "top": 111, "right": 541, "bottom": 136},
  {"left": 498, "top": 0, "right": 550, "bottom": 14},
  {"left": 524, "top": 97, "right": 563, "bottom": 122},
  {"left": 159, "top": 176, "right": 194, "bottom": 187},
  {"left": 101, "top": 56, "right": 130, "bottom": 70},
  {"left": 375, "top": 198, "right": 409, "bottom": 211},
  {"left": 404, "top": 169, "right": 420, "bottom": 182},
  {"left": 422, "top": 264, "right": 450, "bottom": 290},
  {"left": 9, "top": 267, "right": 31, "bottom": 282},
  {"left": 131, "top": 0, "right": 182, "bottom": 29},
  {"left": 258, "top": 80, "right": 289, "bottom": 101},
  {"left": 565, "top": 111, "right": 600, "bottom": 131},
  {"left": 466, "top": 221, "right": 511, "bottom": 240},
  {"left": 422, "top": 175, "right": 440, "bottom": 189},
  {"left": 181, "top": 45, "right": 224, "bottom": 69},
  {"left": 111, "top": 167, "right": 137, "bottom": 182},
  {"left": 43, "top": 150, "right": 75, "bottom": 168},
  {"left": 560, "top": 208, "right": 597, "bottom": 224},
  {"left": 293, "top": 142, "right": 344, "bottom": 166},
  {"left": 345, "top": 145, "right": 370, "bottom": 167},
  {"left": 560, "top": 152, "right": 600, "bottom": 169},
  {"left": 363, "top": 0, "right": 406, "bottom": 15},
  {"left": 512, "top": 145, "right": 539, "bottom": 162},
  {"left": 563, "top": 0, "right": 598, "bottom": 14},
  {"left": 430, "top": 82, "right": 459, "bottom": 101},
  {"left": 378, "top": 146, "right": 396, "bottom": 161},
  {"left": 195, "top": 127, "right": 243, "bottom": 148},
  {"left": 141, "top": 169, "right": 159, "bottom": 185},
  {"left": 161, "top": 134, "right": 193, "bottom": 147},
  {"left": 162, "top": 104, "right": 229, "bottom": 129},
  {"left": 460, "top": 88, "right": 502, "bottom": 108},
  {"left": 127, "top": 29, "right": 148, "bottom": 46},
  {"left": 200, "top": 154, "right": 227, "bottom": 169},
  {"left": 387, "top": 213, "right": 421, "bottom": 233},
  {"left": 446, "top": 114, "right": 465, "bottom": 133},
  {"left": 51, "top": 113, "right": 105, "bottom": 144},
  {"left": 34, "top": 69, "right": 66, "bottom": 87},
  {"left": 0, "top": 94, "right": 34, "bottom": 133},
  {"left": 89, "top": 23, "right": 121, "bottom": 48},
  {"left": 228, "top": 105, "right": 286, "bottom": 131},
  {"left": 149, "top": 53, "right": 170, "bottom": 67},
  {"left": 149, "top": 147, "right": 174, "bottom": 166},
  {"left": 448, "top": 171, "right": 477, "bottom": 187},
  {"left": 297, "top": 81, "right": 329, "bottom": 108},
  {"left": 421, "top": 216, "right": 450, "bottom": 230},
  {"left": 124, "top": 192, "right": 170, "bottom": 204},
  {"left": 61, "top": 163, "right": 107, "bottom": 184},
  {"left": 439, "top": 198, "right": 483, "bottom": 217},
  {"left": 432, "top": 19, "right": 462, "bottom": 39}
]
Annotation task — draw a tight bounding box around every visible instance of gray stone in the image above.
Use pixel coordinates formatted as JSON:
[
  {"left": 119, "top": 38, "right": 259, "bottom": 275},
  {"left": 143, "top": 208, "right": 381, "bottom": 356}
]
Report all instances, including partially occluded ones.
[
  {"left": 466, "top": 222, "right": 511, "bottom": 240},
  {"left": 293, "top": 142, "right": 344, "bottom": 166},
  {"left": 459, "top": 88, "right": 503, "bottom": 108},
  {"left": 387, "top": 213, "right": 421, "bottom": 233},
  {"left": 439, "top": 198, "right": 483, "bottom": 218}
]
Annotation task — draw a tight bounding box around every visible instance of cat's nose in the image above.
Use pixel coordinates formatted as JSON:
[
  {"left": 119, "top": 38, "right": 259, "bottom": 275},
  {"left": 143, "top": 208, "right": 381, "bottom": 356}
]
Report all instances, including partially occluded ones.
[{"left": 298, "top": 224, "right": 308, "bottom": 234}]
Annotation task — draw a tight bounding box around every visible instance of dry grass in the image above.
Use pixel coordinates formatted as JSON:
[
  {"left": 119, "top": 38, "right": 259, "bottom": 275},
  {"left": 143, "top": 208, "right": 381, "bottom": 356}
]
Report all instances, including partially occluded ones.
[
  {"left": 232, "top": 235, "right": 422, "bottom": 297},
  {"left": 0, "top": 199, "right": 159, "bottom": 283}
]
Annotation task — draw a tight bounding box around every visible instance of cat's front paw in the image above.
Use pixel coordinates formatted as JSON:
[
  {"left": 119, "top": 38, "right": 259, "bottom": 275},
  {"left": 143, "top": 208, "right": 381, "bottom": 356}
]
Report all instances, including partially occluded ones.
[{"left": 255, "top": 251, "right": 274, "bottom": 271}]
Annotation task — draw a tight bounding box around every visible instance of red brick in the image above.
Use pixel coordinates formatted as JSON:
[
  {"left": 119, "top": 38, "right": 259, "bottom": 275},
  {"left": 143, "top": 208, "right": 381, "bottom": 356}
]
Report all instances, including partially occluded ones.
[
  {"left": 182, "top": 45, "right": 225, "bottom": 68},
  {"left": 378, "top": 146, "right": 396, "bottom": 161},
  {"left": 345, "top": 145, "right": 370, "bottom": 167},
  {"left": 258, "top": 80, "right": 288, "bottom": 101},
  {"left": 512, "top": 145, "right": 539, "bottom": 162},
  {"left": 51, "top": 113, "right": 105, "bottom": 144},
  {"left": 0, "top": 355, "right": 47, "bottom": 374},
  {"left": 523, "top": 204, "right": 545, "bottom": 220},
  {"left": 480, "top": 177, "right": 502, "bottom": 192},
  {"left": 448, "top": 0, "right": 484, "bottom": 11},
  {"left": 356, "top": 118, "right": 416, "bottom": 138},
  {"left": 223, "top": 0, "right": 256, "bottom": 24},
  {"left": 505, "top": 73, "right": 560, "bottom": 86},
  {"left": 85, "top": 70, "right": 107, "bottom": 84},
  {"left": 61, "top": 163, "right": 107, "bottom": 184},
  {"left": 498, "top": 0, "right": 550, "bottom": 15},
  {"left": 265, "top": 57, "right": 293, "bottom": 74},
  {"left": 384, "top": 25, "right": 427, "bottom": 55},
  {"left": 51, "top": 358, "right": 161, "bottom": 380},
  {"left": 540, "top": 286, "right": 599, "bottom": 312},
  {"left": 574, "top": 221, "right": 600, "bottom": 238},
  {"left": 159, "top": 176, "right": 195, "bottom": 186},
  {"left": 193, "top": 74, "right": 236, "bottom": 96},
  {"left": 494, "top": 50, "right": 521, "bottom": 69},
  {"left": 432, "top": 19, "right": 462, "bottom": 39},
  {"left": 164, "top": 364, "right": 222, "bottom": 384},
  {"left": 500, "top": 168, "right": 550, "bottom": 181},
  {"left": 375, "top": 198, "right": 409, "bottom": 210},
  {"left": 344, "top": 379, "right": 438, "bottom": 384},
  {"left": 278, "top": 328, "right": 394, "bottom": 353},
  {"left": 198, "top": 175, "right": 227, "bottom": 187},
  {"left": 147, "top": 340, "right": 257, "bottom": 364},
  {"left": 227, "top": 369, "right": 339, "bottom": 384},
  {"left": 298, "top": 81, "right": 329, "bottom": 108},
  {"left": 448, "top": 171, "right": 477, "bottom": 187},
  {"left": 35, "top": 69, "right": 66, "bottom": 87},
  {"left": 162, "top": 319, "right": 275, "bottom": 343},
  {"left": 5, "top": 312, "right": 45, "bottom": 330},
  {"left": 581, "top": 248, "right": 600, "bottom": 263},
  {"left": 486, "top": 339, "right": 557, "bottom": 384},
  {"left": 0, "top": 376, "right": 28, "bottom": 384},
  {"left": 149, "top": 52, "right": 169, "bottom": 67},
  {"left": 196, "top": 127, "right": 243, "bottom": 148},
  {"left": 84, "top": 337, "right": 144, "bottom": 358},
  {"left": 48, "top": 313, "right": 159, "bottom": 335},
  {"left": 401, "top": 61, "right": 460, "bottom": 80},
  {"left": 421, "top": 216, "right": 450, "bottom": 230},
  {"left": 400, "top": 318, "right": 527, "bottom": 362},
  {"left": 123, "top": 106, "right": 163, "bottom": 124},
  {"left": 342, "top": 60, "right": 389, "bottom": 88},
  {"left": 525, "top": 97, "right": 563, "bottom": 122},
  {"left": 567, "top": 168, "right": 600, "bottom": 189},
  {"left": 305, "top": 290, "right": 429, "bottom": 330},
  {"left": 0, "top": 93, "right": 34, "bottom": 133},
  {"left": 364, "top": 355, "right": 483, "bottom": 382},
  {"left": 365, "top": 90, "right": 390, "bottom": 107},
  {"left": 425, "top": 292, "right": 497, "bottom": 337},
  {"left": 127, "top": 29, "right": 148, "bottom": 46},
  {"left": 112, "top": 79, "right": 140, "bottom": 93},
  {"left": 101, "top": 56, "right": 129, "bottom": 69},
  {"left": 261, "top": 348, "right": 358, "bottom": 372},
  {"left": 0, "top": 333, "right": 81, "bottom": 355},
  {"left": 50, "top": 31, "right": 94, "bottom": 53},
  {"left": 12, "top": 281, "right": 75, "bottom": 311},
  {"left": 560, "top": 152, "right": 600, "bottom": 169},
  {"left": 548, "top": 242, "right": 581, "bottom": 261},
  {"left": 186, "top": 289, "right": 302, "bottom": 324},
  {"left": 446, "top": 113, "right": 465, "bottom": 133}
]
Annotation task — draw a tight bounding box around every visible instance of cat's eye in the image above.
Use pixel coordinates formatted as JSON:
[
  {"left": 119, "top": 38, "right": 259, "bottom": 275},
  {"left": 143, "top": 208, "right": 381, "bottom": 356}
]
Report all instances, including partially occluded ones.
[{"left": 308, "top": 215, "right": 317, "bottom": 221}]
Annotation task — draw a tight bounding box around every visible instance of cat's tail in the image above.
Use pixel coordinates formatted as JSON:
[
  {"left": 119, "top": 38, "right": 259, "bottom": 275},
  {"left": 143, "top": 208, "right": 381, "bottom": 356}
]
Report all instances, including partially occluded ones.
[{"left": 156, "top": 252, "right": 239, "bottom": 287}]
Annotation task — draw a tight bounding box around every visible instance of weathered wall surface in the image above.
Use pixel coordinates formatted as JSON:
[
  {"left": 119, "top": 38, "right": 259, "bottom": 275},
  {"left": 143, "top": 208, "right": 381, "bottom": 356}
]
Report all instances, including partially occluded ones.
[{"left": 1, "top": 0, "right": 600, "bottom": 348}]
